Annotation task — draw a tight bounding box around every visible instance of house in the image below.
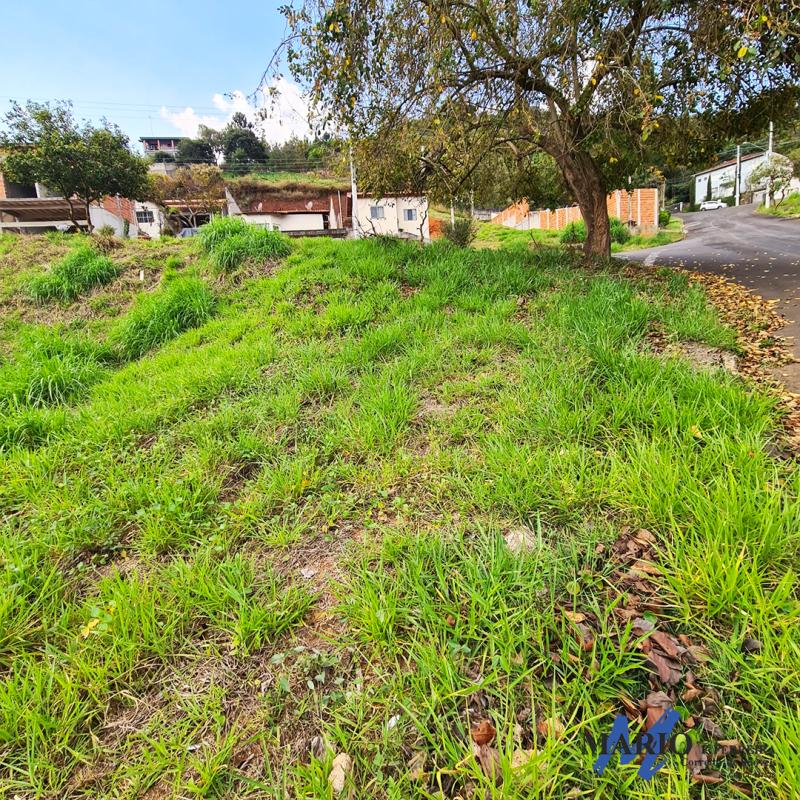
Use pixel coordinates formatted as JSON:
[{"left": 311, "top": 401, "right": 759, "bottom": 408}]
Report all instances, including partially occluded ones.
[
  {"left": 139, "top": 137, "right": 186, "bottom": 158},
  {"left": 693, "top": 152, "right": 766, "bottom": 202},
  {"left": 225, "top": 181, "right": 351, "bottom": 235},
  {"left": 0, "top": 169, "right": 141, "bottom": 236},
  {"left": 225, "top": 178, "right": 431, "bottom": 241},
  {"left": 354, "top": 195, "right": 430, "bottom": 242}
]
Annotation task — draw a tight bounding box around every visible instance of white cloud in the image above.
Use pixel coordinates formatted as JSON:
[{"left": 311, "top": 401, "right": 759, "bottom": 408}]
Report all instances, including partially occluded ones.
[{"left": 160, "top": 79, "right": 312, "bottom": 143}]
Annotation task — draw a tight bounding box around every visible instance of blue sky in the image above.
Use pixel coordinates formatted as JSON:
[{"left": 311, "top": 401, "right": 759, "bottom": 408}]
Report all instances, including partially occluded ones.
[{"left": 0, "top": 1, "right": 311, "bottom": 152}]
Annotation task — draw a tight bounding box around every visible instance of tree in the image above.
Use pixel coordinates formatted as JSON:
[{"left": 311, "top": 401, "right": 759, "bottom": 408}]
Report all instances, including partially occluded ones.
[
  {"left": 152, "top": 150, "right": 175, "bottom": 163},
  {"left": 220, "top": 116, "right": 268, "bottom": 174},
  {"left": 279, "top": 0, "right": 799, "bottom": 256},
  {"left": 748, "top": 153, "right": 794, "bottom": 205},
  {"left": 147, "top": 165, "right": 225, "bottom": 231},
  {"left": 0, "top": 100, "right": 149, "bottom": 232},
  {"left": 176, "top": 138, "right": 216, "bottom": 164},
  {"left": 706, "top": 176, "right": 712, "bottom": 201}
]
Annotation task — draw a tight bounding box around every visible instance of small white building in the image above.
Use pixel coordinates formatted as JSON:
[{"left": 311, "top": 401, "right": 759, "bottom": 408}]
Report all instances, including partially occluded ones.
[
  {"left": 694, "top": 152, "right": 767, "bottom": 202},
  {"left": 354, "top": 195, "right": 430, "bottom": 242}
]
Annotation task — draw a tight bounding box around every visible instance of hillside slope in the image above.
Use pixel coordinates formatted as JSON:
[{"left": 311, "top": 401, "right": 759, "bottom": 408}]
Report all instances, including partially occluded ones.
[{"left": 0, "top": 232, "right": 797, "bottom": 798}]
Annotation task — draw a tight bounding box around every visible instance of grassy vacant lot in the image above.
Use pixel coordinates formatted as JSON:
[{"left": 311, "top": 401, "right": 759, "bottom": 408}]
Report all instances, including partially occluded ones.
[{"left": 0, "top": 228, "right": 798, "bottom": 799}]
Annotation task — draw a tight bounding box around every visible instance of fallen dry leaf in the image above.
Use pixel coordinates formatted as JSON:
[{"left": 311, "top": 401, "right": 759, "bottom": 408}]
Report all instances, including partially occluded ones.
[
  {"left": 329, "top": 752, "right": 353, "bottom": 795},
  {"left": 511, "top": 748, "right": 536, "bottom": 769},
  {"left": 687, "top": 741, "right": 707, "bottom": 777},
  {"left": 407, "top": 750, "right": 426, "bottom": 781},
  {"left": 646, "top": 650, "right": 682, "bottom": 685},
  {"left": 682, "top": 687, "right": 703, "bottom": 703},
  {"left": 563, "top": 609, "right": 587, "bottom": 623},
  {"left": 471, "top": 719, "right": 496, "bottom": 746},
  {"left": 473, "top": 742, "right": 502, "bottom": 786},
  {"left": 649, "top": 630, "right": 684, "bottom": 659},
  {"left": 700, "top": 717, "right": 724, "bottom": 739}
]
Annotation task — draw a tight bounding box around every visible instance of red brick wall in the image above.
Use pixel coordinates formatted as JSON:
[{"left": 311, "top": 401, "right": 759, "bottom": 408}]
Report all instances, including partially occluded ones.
[
  {"left": 490, "top": 199, "right": 529, "bottom": 227},
  {"left": 429, "top": 218, "right": 445, "bottom": 239},
  {"left": 100, "top": 195, "right": 136, "bottom": 225},
  {"left": 535, "top": 188, "right": 658, "bottom": 232}
]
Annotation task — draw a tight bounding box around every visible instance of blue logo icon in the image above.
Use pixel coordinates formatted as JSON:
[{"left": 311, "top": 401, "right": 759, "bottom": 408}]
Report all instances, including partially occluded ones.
[{"left": 592, "top": 710, "right": 681, "bottom": 780}]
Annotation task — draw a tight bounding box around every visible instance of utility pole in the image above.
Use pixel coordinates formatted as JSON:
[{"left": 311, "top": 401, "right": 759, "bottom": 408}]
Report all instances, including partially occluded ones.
[
  {"left": 765, "top": 120, "right": 774, "bottom": 209},
  {"left": 735, "top": 145, "right": 741, "bottom": 207},
  {"left": 349, "top": 146, "right": 360, "bottom": 238}
]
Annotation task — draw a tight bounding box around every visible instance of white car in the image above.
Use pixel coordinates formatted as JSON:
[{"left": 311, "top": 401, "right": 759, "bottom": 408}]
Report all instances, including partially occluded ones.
[{"left": 699, "top": 200, "right": 726, "bottom": 211}]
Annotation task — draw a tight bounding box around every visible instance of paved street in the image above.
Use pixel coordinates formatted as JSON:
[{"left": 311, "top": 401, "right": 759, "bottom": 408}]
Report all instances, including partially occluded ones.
[{"left": 622, "top": 203, "right": 800, "bottom": 389}]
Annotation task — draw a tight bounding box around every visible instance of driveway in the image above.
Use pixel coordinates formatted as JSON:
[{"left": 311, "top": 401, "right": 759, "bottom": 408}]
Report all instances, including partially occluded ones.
[{"left": 621, "top": 203, "right": 800, "bottom": 389}]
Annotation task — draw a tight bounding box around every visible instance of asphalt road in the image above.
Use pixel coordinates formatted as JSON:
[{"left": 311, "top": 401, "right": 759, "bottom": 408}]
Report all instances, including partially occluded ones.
[{"left": 621, "top": 203, "right": 800, "bottom": 389}]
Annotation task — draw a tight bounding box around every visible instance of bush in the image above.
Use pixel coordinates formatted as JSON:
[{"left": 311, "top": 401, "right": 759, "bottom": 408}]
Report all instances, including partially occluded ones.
[
  {"left": 609, "top": 217, "right": 630, "bottom": 244},
  {"left": 92, "top": 226, "right": 120, "bottom": 254},
  {"left": 560, "top": 220, "right": 586, "bottom": 244},
  {"left": 0, "top": 330, "right": 110, "bottom": 409},
  {"left": 559, "top": 217, "right": 629, "bottom": 245},
  {"left": 111, "top": 276, "right": 215, "bottom": 359},
  {"left": 442, "top": 219, "right": 477, "bottom": 248},
  {"left": 658, "top": 209, "right": 671, "bottom": 228},
  {"left": 28, "top": 245, "right": 119, "bottom": 303},
  {"left": 197, "top": 216, "right": 250, "bottom": 253},
  {"left": 209, "top": 228, "right": 292, "bottom": 273}
]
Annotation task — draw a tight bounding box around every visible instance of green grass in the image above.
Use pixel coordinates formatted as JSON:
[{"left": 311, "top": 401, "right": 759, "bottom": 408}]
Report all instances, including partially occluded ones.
[
  {"left": 0, "top": 233, "right": 797, "bottom": 798},
  {"left": 473, "top": 221, "right": 561, "bottom": 248},
  {"left": 28, "top": 244, "right": 119, "bottom": 303},
  {"left": 613, "top": 218, "right": 685, "bottom": 253},
  {"left": 224, "top": 171, "right": 350, "bottom": 189},
  {"left": 110, "top": 274, "right": 216, "bottom": 359},
  {"left": 758, "top": 192, "right": 800, "bottom": 219},
  {"left": 198, "top": 216, "right": 292, "bottom": 272}
]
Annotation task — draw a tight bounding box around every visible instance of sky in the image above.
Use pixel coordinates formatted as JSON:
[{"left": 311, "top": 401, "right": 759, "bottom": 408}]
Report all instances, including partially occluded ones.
[{"left": 0, "top": 1, "right": 312, "bottom": 153}]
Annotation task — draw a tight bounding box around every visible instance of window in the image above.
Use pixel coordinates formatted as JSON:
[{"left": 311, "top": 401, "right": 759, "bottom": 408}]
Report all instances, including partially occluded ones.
[
  {"left": 403, "top": 208, "right": 417, "bottom": 222},
  {"left": 136, "top": 209, "right": 155, "bottom": 224},
  {"left": 370, "top": 206, "right": 385, "bottom": 220}
]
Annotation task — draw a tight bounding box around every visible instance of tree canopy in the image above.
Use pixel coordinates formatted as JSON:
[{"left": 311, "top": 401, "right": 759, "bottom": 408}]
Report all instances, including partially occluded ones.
[
  {"left": 0, "top": 100, "right": 149, "bottom": 232},
  {"left": 280, "top": 0, "right": 799, "bottom": 255},
  {"left": 147, "top": 164, "right": 225, "bottom": 232},
  {"left": 176, "top": 138, "right": 216, "bottom": 165}
]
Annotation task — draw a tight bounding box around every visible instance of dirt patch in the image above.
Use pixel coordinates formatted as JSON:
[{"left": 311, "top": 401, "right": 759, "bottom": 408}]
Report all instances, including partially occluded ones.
[
  {"left": 219, "top": 459, "right": 262, "bottom": 503},
  {"left": 647, "top": 334, "right": 739, "bottom": 375}
]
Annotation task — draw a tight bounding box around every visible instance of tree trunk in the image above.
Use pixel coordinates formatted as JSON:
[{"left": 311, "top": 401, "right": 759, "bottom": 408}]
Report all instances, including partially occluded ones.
[
  {"left": 64, "top": 197, "right": 83, "bottom": 233},
  {"left": 553, "top": 149, "right": 611, "bottom": 259},
  {"left": 84, "top": 200, "right": 94, "bottom": 233}
]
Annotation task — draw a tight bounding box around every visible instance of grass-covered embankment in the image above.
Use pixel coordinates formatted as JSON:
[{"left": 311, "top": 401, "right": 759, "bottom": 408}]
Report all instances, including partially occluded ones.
[{"left": 0, "top": 229, "right": 797, "bottom": 798}]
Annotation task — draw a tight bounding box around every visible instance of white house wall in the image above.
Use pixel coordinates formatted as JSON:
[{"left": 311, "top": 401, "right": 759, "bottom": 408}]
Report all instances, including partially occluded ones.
[
  {"left": 88, "top": 206, "right": 139, "bottom": 238},
  {"left": 694, "top": 155, "right": 767, "bottom": 201},
  {"left": 241, "top": 212, "right": 325, "bottom": 232},
  {"left": 355, "top": 196, "right": 430, "bottom": 241},
  {"left": 133, "top": 202, "right": 164, "bottom": 239}
]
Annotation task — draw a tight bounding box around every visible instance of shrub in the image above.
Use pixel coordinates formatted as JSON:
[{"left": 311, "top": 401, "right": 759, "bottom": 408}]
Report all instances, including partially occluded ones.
[
  {"left": 559, "top": 217, "right": 629, "bottom": 245},
  {"left": 659, "top": 209, "right": 671, "bottom": 228},
  {"left": 442, "top": 219, "right": 477, "bottom": 247},
  {"left": 111, "top": 276, "right": 215, "bottom": 359},
  {"left": 560, "top": 220, "right": 586, "bottom": 244},
  {"left": 92, "top": 226, "right": 120, "bottom": 254},
  {"left": 0, "top": 330, "right": 110, "bottom": 409},
  {"left": 609, "top": 217, "right": 630, "bottom": 244},
  {"left": 197, "top": 216, "right": 250, "bottom": 253},
  {"left": 208, "top": 227, "right": 292, "bottom": 273},
  {"left": 28, "top": 245, "right": 118, "bottom": 303}
]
